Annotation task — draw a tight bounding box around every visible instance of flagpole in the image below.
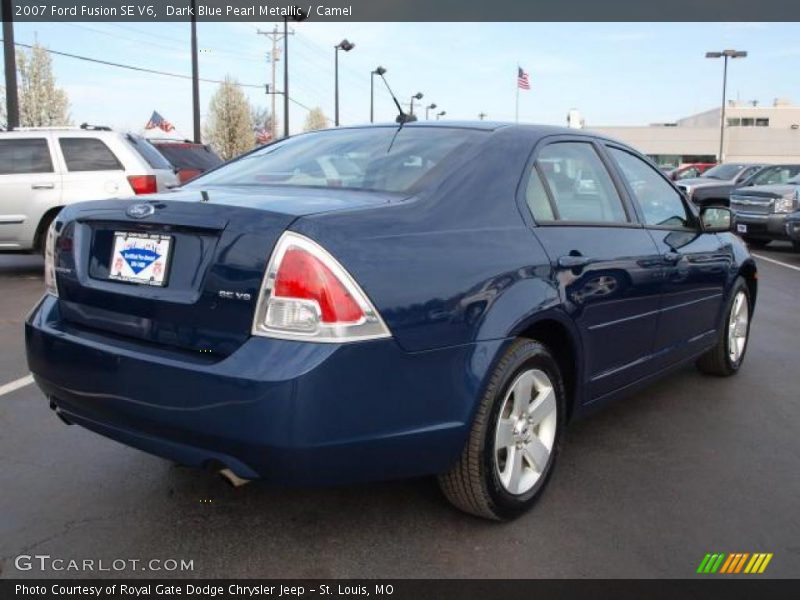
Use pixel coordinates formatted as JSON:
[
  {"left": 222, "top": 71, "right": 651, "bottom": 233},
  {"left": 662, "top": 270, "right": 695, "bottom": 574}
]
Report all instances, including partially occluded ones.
[{"left": 515, "top": 65, "right": 519, "bottom": 123}]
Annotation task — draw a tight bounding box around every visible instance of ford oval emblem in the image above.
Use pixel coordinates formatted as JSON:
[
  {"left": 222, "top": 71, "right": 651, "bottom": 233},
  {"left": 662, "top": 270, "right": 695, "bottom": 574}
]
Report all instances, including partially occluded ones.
[{"left": 126, "top": 203, "right": 155, "bottom": 219}]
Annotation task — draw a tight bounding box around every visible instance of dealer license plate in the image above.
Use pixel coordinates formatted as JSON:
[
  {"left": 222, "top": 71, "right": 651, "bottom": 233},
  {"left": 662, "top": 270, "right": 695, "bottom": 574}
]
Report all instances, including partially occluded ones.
[{"left": 108, "top": 232, "right": 172, "bottom": 286}]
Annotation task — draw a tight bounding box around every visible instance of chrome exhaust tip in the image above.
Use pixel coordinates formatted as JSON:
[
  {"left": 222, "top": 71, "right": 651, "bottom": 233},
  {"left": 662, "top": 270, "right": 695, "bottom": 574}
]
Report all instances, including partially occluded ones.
[{"left": 218, "top": 467, "right": 251, "bottom": 488}]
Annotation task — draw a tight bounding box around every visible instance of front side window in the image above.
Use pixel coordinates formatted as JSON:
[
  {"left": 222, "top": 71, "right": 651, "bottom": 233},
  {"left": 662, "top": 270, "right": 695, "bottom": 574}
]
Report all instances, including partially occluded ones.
[
  {"left": 191, "top": 127, "right": 483, "bottom": 193},
  {"left": 608, "top": 147, "right": 693, "bottom": 229},
  {"left": 59, "top": 138, "right": 123, "bottom": 172},
  {"left": 0, "top": 138, "right": 53, "bottom": 175},
  {"left": 530, "top": 142, "right": 628, "bottom": 223}
]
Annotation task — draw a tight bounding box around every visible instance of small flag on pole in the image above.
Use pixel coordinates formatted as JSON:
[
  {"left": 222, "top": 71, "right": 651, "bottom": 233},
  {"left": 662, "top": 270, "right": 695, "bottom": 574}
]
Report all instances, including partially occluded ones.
[
  {"left": 145, "top": 111, "right": 175, "bottom": 132},
  {"left": 517, "top": 67, "right": 530, "bottom": 90}
]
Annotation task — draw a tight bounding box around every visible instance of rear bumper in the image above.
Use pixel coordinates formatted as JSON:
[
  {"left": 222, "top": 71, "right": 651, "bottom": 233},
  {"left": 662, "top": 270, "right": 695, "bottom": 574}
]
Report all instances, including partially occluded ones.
[
  {"left": 26, "top": 295, "right": 499, "bottom": 484},
  {"left": 735, "top": 212, "right": 790, "bottom": 240}
]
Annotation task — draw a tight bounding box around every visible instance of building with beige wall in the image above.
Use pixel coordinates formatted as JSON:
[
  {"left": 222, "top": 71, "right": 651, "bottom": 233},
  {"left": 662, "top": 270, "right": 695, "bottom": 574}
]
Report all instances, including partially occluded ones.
[{"left": 586, "top": 99, "right": 800, "bottom": 167}]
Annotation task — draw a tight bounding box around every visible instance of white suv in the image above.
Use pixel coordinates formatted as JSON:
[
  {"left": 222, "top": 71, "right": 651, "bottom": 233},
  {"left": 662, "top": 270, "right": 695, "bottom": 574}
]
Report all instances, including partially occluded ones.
[{"left": 0, "top": 125, "right": 179, "bottom": 252}]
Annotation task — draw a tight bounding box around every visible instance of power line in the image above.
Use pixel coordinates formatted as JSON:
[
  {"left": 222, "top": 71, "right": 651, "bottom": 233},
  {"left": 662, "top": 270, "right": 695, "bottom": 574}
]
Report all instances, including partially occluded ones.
[{"left": 0, "top": 39, "right": 322, "bottom": 117}]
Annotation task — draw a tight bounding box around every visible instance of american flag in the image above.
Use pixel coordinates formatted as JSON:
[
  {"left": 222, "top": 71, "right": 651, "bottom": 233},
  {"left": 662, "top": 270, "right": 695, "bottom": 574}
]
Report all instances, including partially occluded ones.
[
  {"left": 254, "top": 128, "right": 273, "bottom": 145},
  {"left": 517, "top": 67, "right": 530, "bottom": 90},
  {"left": 145, "top": 111, "right": 175, "bottom": 133}
]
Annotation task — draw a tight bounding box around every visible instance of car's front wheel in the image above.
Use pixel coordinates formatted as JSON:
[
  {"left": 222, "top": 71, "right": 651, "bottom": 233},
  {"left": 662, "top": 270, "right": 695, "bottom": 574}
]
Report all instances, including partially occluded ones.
[
  {"left": 438, "top": 339, "right": 565, "bottom": 520},
  {"left": 696, "top": 277, "right": 751, "bottom": 376}
]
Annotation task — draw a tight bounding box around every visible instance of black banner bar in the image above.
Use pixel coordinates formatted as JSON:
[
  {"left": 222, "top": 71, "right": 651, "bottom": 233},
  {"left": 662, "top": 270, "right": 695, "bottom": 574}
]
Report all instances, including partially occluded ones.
[
  {"left": 5, "top": 0, "right": 800, "bottom": 22},
  {"left": 4, "top": 580, "right": 800, "bottom": 600}
]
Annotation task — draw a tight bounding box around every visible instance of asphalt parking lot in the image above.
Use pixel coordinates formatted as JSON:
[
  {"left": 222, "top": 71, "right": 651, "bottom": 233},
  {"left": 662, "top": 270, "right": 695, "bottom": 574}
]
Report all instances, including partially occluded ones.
[{"left": 1, "top": 246, "right": 798, "bottom": 579}]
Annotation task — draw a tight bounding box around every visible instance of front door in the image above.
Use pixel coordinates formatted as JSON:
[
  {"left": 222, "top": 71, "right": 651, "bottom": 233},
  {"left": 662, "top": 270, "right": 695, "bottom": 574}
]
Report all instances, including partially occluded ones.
[
  {"left": 523, "top": 139, "right": 664, "bottom": 401},
  {"left": 604, "top": 145, "right": 730, "bottom": 366}
]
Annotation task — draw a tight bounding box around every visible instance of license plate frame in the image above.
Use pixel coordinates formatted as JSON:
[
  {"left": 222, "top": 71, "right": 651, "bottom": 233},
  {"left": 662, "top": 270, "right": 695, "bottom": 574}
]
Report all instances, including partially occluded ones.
[{"left": 108, "top": 231, "right": 173, "bottom": 287}]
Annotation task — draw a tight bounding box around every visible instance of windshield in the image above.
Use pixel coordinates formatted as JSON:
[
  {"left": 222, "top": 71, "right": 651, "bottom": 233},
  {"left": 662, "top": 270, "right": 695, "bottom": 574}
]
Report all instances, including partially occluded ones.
[
  {"left": 701, "top": 164, "right": 745, "bottom": 180},
  {"left": 189, "top": 127, "right": 483, "bottom": 193},
  {"left": 748, "top": 165, "right": 800, "bottom": 186}
]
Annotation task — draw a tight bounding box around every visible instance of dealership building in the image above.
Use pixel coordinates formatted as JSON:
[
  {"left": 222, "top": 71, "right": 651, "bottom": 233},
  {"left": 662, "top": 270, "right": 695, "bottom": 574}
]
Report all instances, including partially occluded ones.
[{"left": 584, "top": 99, "right": 800, "bottom": 167}]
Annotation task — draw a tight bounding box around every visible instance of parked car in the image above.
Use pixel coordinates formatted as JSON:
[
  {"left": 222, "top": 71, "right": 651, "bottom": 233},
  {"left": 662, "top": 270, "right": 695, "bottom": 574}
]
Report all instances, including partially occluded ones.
[
  {"left": 26, "top": 123, "right": 756, "bottom": 520},
  {"left": 666, "top": 162, "right": 716, "bottom": 181},
  {"left": 148, "top": 139, "right": 223, "bottom": 184},
  {"left": 0, "top": 125, "right": 178, "bottom": 252},
  {"left": 676, "top": 162, "right": 763, "bottom": 207},
  {"left": 730, "top": 173, "right": 800, "bottom": 250},
  {"left": 784, "top": 210, "right": 800, "bottom": 251}
]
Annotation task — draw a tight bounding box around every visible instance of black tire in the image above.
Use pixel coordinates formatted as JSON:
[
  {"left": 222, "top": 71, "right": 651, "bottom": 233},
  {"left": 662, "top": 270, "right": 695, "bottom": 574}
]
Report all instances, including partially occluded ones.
[
  {"left": 742, "top": 237, "right": 769, "bottom": 249},
  {"left": 696, "top": 277, "right": 751, "bottom": 377},
  {"left": 35, "top": 211, "right": 58, "bottom": 257},
  {"left": 792, "top": 241, "right": 800, "bottom": 253},
  {"left": 438, "top": 338, "right": 565, "bottom": 520}
]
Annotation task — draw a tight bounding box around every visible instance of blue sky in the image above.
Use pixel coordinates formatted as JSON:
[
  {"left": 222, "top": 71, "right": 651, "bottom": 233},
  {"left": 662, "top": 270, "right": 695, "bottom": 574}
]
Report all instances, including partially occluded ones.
[{"left": 4, "top": 21, "right": 800, "bottom": 135}]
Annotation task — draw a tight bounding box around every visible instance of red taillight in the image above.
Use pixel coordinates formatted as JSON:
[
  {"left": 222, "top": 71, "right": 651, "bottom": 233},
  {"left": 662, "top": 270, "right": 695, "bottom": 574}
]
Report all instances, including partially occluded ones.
[
  {"left": 178, "top": 169, "right": 202, "bottom": 183},
  {"left": 251, "top": 232, "right": 391, "bottom": 342},
  {"left": 274, "top": 247, "right": 364, "bottom": 323},
  {"left": 127, "top": 175, "right": 158, "bottom": 195}
]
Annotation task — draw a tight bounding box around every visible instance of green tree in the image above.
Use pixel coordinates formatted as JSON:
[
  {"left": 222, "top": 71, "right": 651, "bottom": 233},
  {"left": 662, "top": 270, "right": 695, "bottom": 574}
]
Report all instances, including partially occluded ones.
[
  {"left": 205, "top": 76, "right": 254, "bottom": 160},
  {"left": 17, "top": 43, "right": 71, "bottom": 127}
]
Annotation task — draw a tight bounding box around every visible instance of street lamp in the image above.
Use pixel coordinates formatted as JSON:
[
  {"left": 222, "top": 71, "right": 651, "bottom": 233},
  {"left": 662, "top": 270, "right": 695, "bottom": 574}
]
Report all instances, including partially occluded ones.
[
  {"left": 409, "top": 92, "right": 423, "bottom": 117},
  {"left": 425, "top": 103, "right": 437, "bottom": 120},
  {"left": 706, "top": 49, "right": 747, "bottom": 162},
  {"left": 334, "top": 38, "right": 355, "bottom": 127},
  {"left": 370, "top": 66, "right": 386, "bottom": 123},
  {"left": 436, "top": 110, "right": 446, "bottom": 120}
]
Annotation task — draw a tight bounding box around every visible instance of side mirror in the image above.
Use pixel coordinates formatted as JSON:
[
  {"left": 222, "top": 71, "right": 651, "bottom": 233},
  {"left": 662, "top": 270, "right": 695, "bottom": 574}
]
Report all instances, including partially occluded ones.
[{"left": 700, "top": 206, "right": 733, "bottom": 232}]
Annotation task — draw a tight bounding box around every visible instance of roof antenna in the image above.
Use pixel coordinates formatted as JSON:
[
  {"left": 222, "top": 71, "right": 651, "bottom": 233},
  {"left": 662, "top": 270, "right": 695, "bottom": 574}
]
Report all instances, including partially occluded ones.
[{"left": 378, "top": 72, "right": 413, "bottom": 125}]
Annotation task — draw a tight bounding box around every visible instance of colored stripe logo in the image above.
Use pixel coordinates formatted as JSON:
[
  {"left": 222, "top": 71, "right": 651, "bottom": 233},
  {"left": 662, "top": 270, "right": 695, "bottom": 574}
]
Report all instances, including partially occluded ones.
[{"left": 697, "top": 552, "right": 773, "bottom": 574}]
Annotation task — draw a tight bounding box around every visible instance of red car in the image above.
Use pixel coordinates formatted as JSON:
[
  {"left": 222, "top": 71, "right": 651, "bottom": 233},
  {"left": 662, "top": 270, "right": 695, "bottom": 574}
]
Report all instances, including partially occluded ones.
[
  {"left": 667, "top": 162, "right": 717, "bottom": 181},
  {"left": 149, "top": 140, "right": 223, "bottom": 184}
]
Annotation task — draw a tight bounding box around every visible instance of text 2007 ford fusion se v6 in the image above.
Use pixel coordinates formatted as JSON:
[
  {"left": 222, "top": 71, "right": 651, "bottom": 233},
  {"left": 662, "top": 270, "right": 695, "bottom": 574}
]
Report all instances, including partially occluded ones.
[{"left": 26, "top": 123, "right": 756, "bottom": 519}]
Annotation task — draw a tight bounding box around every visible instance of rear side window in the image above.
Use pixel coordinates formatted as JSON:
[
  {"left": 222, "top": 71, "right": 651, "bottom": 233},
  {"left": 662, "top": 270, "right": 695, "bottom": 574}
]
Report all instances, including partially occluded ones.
[
  {"left": 530, "top": 142, "right": 628, "bottom": 223},
  {"left": 0, "top": 138, "right": 53, "bottom": 174},
  {"left": 59, "top": 138, "right": 123, "bottom": 171},
  {"left": 127, "top": 135, "right": 174, "bottom": 170},
  {"left": 608, "top": 147, "right": 693, "bottom": 229}
]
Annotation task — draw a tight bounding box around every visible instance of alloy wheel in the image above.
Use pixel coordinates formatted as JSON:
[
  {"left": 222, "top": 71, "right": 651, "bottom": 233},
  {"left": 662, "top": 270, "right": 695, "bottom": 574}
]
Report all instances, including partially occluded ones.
[{"left": 728, "top": 290, "right": 749, "bottom": 364}]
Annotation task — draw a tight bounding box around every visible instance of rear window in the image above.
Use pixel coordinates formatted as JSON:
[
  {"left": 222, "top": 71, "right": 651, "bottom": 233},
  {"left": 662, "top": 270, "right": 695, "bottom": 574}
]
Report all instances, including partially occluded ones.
[
  {"left": 126, "top": 134, "right": 173, "bottom": 170},
  {"left": 189, "top": 127, "right": 483, "bottom": 192},
  {"left": 59, "top": 138, "right": 123, "bottom": 171},
  {"left": 153, "top": 143, "right": 222, "bottom": 170},
  {"left": 0, "top": 138, "right": 53, "bottom": 174}
]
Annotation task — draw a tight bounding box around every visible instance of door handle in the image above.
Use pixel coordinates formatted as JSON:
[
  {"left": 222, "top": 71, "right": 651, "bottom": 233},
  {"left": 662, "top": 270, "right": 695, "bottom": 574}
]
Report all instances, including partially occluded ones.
[
  {"left": 663, "top": 251, "right": 681, "bottom": 264},
  {"left": 31, "top": 183, "right": 55, "bottom": 190},
  {"left": 557, "top": 255, "right": 591, "bottom": 269}
]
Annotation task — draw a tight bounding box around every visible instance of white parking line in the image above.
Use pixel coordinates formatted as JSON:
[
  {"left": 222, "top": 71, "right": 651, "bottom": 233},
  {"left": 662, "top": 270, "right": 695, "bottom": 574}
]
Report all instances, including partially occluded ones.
[
  {"left": 0, "top": 374, "right": 34, "bottom": 397},
  {"left": 752, "top": 253, "right": 800, "bottom": 273}
]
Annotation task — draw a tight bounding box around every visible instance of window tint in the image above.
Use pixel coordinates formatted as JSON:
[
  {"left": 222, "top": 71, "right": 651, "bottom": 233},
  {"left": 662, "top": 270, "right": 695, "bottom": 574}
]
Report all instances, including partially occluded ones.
[
  {"left": 127, "top": 135, "right": 173, "bottom": 170},
  {"left": 532, "top": 142, "right": 627, "bottom": 223},
  {"left": 59, "top": 138, "right": 123, "bottom": 171},
  {"left": 0, "top": 139, "right": 53, "bottom": 175},
  {"left": 608, "top": 147, "right": 692, "bottom": 229}
]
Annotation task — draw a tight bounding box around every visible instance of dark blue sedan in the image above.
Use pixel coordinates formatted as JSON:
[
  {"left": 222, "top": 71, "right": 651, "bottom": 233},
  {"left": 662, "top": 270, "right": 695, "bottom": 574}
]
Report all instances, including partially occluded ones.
[{"left": 26, "top": 123, "right": 756, "bottom": 519}]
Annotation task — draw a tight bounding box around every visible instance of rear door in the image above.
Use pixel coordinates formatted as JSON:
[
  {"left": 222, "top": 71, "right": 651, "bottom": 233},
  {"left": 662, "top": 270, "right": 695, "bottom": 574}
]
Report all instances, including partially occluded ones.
[
  {"left": 524, "top": 138, "right": 664, "bottom": 401},
  {"left": 0, "top": 135, "right": 61, "bottom": 249},
  {"left": 604, "top": 145, "right": 731, "bottom": 366},
  {"left": 57, "top": 136, "right": 131, "bottom": 200}
]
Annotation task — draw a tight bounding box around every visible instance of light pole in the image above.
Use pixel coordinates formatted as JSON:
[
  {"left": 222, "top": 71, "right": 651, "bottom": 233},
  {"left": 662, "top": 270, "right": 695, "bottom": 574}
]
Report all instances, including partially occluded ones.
[
  {"left": 478, "top": 112, "right": 487, "bottom": 120},
  {"left": 436, "top": 110, "right": 446, "bottom": 120},
  {"left": 425, "top": 103, "right": 437, "bottom": 120},
  {"left": 282, "top": 8, "right": 307, "bottom": 138},
  {"left": 370, "top": 66, "right": 386, "bottom": 123},
  {"left": 190, "top": 0, "right": 201, "bottom": 143},
  {"left": 706, "top": 49, "right": 747, "bottom": 162},
  {"left": 409, "top": 92, "right": 423, "bottom": 117},
  {"left": 334, "top": 39, "right": 355, "bottom": 127}
]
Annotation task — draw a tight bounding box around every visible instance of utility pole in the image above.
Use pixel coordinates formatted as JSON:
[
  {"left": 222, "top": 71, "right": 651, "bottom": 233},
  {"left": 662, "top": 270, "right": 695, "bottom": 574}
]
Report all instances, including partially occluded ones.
[
  {"left": 2, "top": 0, "right": 20, "bottom": 129},
  {"left": 190, "top": 0, "right": 201, "bottom": 143},
  {"left": 257, "top": 26, "right": 284, "bottom": 139}
]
